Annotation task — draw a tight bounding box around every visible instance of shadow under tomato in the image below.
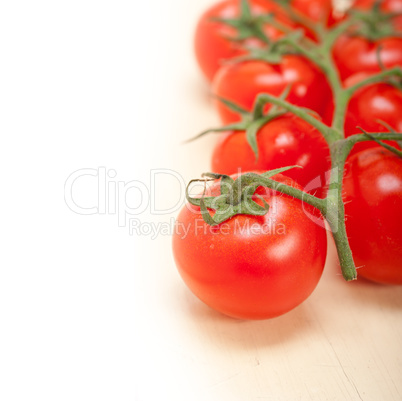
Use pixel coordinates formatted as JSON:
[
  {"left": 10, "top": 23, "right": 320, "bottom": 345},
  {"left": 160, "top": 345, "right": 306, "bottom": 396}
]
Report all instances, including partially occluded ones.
[
  {"left": 181, "top": 286, "right": 319, "bottom": 350},
  {"left": 342, "top": 275, "right": 402, "bottom": 311},
  {"left": 319, "top": 237, "right": 402, "bottom": 311}
]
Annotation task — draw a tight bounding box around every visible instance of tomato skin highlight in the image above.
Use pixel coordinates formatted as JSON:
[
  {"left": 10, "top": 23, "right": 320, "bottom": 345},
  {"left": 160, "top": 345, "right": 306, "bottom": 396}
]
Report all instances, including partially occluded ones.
[
  {"left": 343, "top": 148, "right": 402, "bottom": 285},
  {"left": 172, "top": 174, "right": 327, "bottom": 320},
  {"left": 211, "top": 114, "right": 331, "bottom": 197},
  {"left": 333, "top": 36, "right": 402, "bottom": 81},
  {"left": 212, "top": 57, "right": 333, "bottom": 125}
]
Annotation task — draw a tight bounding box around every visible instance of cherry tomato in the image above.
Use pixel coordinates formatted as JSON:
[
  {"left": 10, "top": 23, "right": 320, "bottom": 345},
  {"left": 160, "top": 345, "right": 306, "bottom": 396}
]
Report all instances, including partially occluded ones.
[
  {"left": 212, "top": 56, "right": 333, "bottom": 125},
  {"left": 333, "top": 35, "right": 402, "bottom": 81},
  {"left": 173, "top": 173, "right": 327, "bottom": 319},
  {"left": 344, "top": 73, "right": 402, "bottom": 153},
  {"left": 194, "top": 0, "right": 294, "bottom": 82},
  {"left": 343, "top": 148, "right": 402, "bottom": 285},
  {"left": 211, "top": 113, "right": 331, "bottom": 197}
]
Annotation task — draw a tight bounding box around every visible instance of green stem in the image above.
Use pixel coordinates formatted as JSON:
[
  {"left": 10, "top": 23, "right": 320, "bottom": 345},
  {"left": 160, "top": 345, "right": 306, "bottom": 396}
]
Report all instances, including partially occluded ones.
[
  {"left": 325, "top": 57, "right": 347, "bottom": 134},
  {"left": 259, "top": 163, "right": 357, "bottom": 281},
  {"left": 281, "top": 37, "right": 324, "bottom": 67},
  {"left": 345, "top": 67, "right": 402, "bottom": 96},
  {"left": 323, "top": 140, "right": 357, "bottom": 280},
  {"left": 279, "top": 19, "right": 359, "bottom": 137},
  {"left": 331, "top": 89, "right": 348, "bottom": 135},
  {"left": 254, "top": 93, "right": 336, "bottom": 143},
  {"left": 262, "top": 17, "right": 316, "bottom": 48},
  {"left": 259, "top": 177, "right": 325, "bottom": 211},
  {"left": 275, "top": 0, "right": 320, "bottom": 38},
  {"left": 321, "top": 19, "right": 356, "bottom": 52},
  {"left": 347, "top": 132, "right": 402, "bottom": 157},
  {"left": 347, "top": 132, "right": 402, "bottom": 145},
  {"left": 326, "top": 205, "right": 357, "bottom": 281},
  {"left": 309, "top": 46, "right": 345, "bottom": 135},
  {"left": 194, "top": 1, "right": 402, "bottom": 281},
  {"left": 279, "top": 37, "right": 346, "bottom": 138}
]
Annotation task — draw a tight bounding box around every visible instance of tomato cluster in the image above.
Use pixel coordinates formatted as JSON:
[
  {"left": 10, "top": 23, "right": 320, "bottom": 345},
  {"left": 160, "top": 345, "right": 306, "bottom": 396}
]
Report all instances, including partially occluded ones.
[{"left": 173, "top": 0, "right": 402, "bottom": 320}]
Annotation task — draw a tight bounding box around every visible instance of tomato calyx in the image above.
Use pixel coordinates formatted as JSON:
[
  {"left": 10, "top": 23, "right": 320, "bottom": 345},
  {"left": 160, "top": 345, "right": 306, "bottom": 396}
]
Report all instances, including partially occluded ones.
[
  {"left": 186, "top": 168, "right": 300, "bottom": 226},
  {"left": 190, "top": 0, "right": 402, "bottom": 282},
  {"left": 211, "top": 0, "right": 316, "bottom": 61},
  {"left": 272, "top": 0, "right": 325, "bottom": 39},
  {"left": 186, "top": 99, "right": 287, "bottom": 160},
  {"left": 345, "top": 4, "right": 402, "bottom": 40},
  {"left": 228, "top": 30, "right": 307, "bottom": 64},
  {"left": 211, "top": 0, "right": 273, "bottom": 45},
  {"left": 187, "top": 87, "right": 312, "bottom": 160}
]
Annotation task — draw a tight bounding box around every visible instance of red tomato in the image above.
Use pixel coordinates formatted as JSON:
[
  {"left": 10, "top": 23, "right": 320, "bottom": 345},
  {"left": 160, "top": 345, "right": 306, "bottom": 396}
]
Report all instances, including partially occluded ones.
[
  {"left": 212, "top": 56, "right": 333, "bottom": 125},
  {"left": 211, "top": 113, "right": 331, "bottom": 197},
  {"left": 344, "top": 73, "right": 402, "bottom": 152},
  {"left": 333, "top": 35, "right": 402, "bottom": 81},
  {"left": 194, "top": 0, "right": 295, "bottom": 82},
  {"left": 343, "top": 148, "right": 402, "bottom": 284},
  {"left": 173, "top": 173, "right": 327, "bottom": 319}
]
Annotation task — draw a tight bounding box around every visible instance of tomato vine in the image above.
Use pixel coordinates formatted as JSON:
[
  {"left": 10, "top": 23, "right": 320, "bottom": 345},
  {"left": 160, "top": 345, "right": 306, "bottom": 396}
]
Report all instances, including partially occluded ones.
[{"left": 187, "top": 0, "right": 402, "bottom": 282}]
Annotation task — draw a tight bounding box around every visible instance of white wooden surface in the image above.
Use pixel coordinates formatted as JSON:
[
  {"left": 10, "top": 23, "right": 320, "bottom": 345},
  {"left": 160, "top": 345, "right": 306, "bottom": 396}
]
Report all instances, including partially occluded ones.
[
  {"left": 0, "top": 1, "right": 401, "bottom": 400},
  {"left": 137, "top": 1, "right": 402, "bottom": 399}
]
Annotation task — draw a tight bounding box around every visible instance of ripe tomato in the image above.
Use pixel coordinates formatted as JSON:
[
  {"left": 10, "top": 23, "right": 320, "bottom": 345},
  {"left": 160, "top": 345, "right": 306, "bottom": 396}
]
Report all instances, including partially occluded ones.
[
  {"left": 333, "top": 35, "right": 402, "bottom": 81},
  {"left": 194, "top": 0, "right": 294, "bottom": 82},
  {"left": 211, "top": 113, "right": 331, "bottom": 197},
  {"left": 343, "top": 148, "right": 402, "bottom": 285},
  {"left": 344, "top": 73, "right": 402, "bottom": 153},
  {"left": 173, "top": 173, "right": 327, "bottom": 319},
  {"left": 212, "top": 56, "right": 333, "bottom": 125}
]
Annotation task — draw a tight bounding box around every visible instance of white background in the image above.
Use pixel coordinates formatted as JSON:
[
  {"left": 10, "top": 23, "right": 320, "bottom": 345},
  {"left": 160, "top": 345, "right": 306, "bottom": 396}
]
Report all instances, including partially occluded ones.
[{"left": 0, "top": 1, "right": 401, "bottom": 400}]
